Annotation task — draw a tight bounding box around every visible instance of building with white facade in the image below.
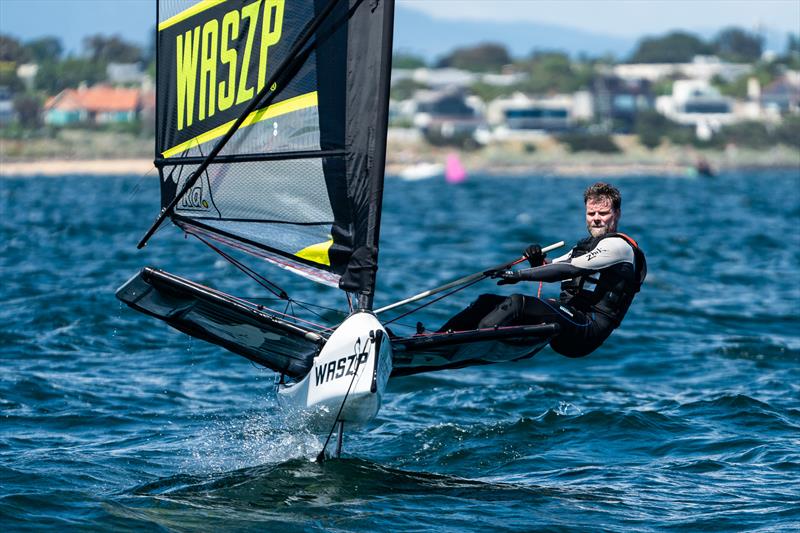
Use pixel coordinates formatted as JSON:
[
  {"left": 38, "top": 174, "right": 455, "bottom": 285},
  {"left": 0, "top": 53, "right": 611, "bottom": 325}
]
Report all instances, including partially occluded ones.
[
  {"left": 613, "top": 56, "right": 751, "bottom": 83},
  {"left": 656, "top": 79, "right": 735, "bottom": 140},
  {"left": 486, "top": 92, "right": 593, "bottom": 131}
]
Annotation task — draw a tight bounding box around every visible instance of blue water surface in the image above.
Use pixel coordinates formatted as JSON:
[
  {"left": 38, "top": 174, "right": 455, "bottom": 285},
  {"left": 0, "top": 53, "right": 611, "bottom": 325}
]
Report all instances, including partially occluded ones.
[{"left": 1, "top": 169, "right": 799, "bottom": 531}]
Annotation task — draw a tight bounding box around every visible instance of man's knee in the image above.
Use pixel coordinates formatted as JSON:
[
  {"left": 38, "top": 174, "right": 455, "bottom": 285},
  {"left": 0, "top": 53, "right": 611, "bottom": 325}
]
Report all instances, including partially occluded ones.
[{"left": 478, "top": 294, "right": 525, "bottom": 329}]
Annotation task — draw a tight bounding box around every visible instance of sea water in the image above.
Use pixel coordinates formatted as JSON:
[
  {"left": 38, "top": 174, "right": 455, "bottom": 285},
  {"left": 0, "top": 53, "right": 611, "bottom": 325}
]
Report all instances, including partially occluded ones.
[{"left": 1, "top": 170, "right": 799, "bottom": 531}]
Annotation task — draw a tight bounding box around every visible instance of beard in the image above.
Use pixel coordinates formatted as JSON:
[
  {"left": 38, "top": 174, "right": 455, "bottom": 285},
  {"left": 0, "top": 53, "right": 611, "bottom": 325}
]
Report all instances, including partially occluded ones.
[{"left": 588, "top": 224, "right": 610, "bottom": 237}]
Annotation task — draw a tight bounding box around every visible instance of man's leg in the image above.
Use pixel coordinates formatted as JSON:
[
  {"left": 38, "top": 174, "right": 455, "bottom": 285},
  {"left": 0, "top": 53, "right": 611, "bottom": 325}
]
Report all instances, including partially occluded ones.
[
  {"left": 478, "top": 294, "right": 528, "bottom": 329},
  {"left": 437, "top": 294, "right": 507, "bottom": 332},
  {"left": 478, "top": 294, "right": 567, "bottom": 329},
  {"left": 477, "top": 295, "right": 601, "bottom": 357}
]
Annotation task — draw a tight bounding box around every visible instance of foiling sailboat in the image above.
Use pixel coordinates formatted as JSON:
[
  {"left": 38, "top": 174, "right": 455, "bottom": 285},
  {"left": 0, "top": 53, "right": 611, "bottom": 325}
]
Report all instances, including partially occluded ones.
[{"left": 117, "top": 0, "right": 559, "bottom": 456}]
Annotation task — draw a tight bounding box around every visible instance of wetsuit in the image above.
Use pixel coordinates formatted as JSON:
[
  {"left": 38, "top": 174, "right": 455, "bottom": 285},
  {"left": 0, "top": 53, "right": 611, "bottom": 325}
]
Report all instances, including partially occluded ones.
[{"left": 475, "top": 233, "right": 647, "bottom": 357}]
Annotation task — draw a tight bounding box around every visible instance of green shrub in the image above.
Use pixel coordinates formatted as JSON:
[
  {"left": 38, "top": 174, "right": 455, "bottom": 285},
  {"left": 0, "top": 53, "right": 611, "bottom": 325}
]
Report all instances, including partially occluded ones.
[
  {"left": 560, "top": 132, "right": 620, "bottom": 153},
  {"left": 664, "top": 126, "right": 696, "bottom": 146},
  {"left": 717, "top": 120, "right": 773, "bottom": 149},
  {"left": 634, "top": 110, "right": 670, "bottom": 149},
  {"left": 775, "top": 115, "right": 800, "bottom": 148}
]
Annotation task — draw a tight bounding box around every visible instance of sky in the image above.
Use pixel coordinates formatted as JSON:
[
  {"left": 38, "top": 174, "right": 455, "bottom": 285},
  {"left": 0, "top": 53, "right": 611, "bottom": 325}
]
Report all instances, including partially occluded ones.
[
  {"left": 401, "top": 0, "right": 800, "bottom": 37},
  {"left": 1, "top": 0, "right": 798, "bottom": 54}
]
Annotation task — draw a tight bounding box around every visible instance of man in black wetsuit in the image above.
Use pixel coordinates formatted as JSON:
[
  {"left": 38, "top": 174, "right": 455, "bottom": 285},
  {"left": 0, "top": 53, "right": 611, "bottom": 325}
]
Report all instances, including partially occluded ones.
[{"left": 445, "top": 182, "right": 646, "bottom": 358}]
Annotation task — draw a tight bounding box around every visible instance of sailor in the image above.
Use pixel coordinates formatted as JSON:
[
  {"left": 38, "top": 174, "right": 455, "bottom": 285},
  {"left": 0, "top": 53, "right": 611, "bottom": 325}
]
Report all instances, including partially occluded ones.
[{"left": 466, "top": 182, "right": 646, "bottom": 358}]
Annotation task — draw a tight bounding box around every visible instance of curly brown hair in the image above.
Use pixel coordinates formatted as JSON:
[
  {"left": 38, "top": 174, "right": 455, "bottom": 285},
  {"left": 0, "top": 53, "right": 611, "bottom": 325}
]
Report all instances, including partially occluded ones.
[{"left": 584, "top": 182, "right": 621, "bottom": 211}]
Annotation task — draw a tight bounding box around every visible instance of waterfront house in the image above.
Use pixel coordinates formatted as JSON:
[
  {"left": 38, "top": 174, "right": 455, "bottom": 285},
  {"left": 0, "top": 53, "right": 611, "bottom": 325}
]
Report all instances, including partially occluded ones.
[
  {"left": 656, "top": 79, "right": 735, "bottom": 140},
  {"left": 592, "top": 75, "right": 655, "bottom": 133},
  {"left": 760, "top": 74, "right": 800, "bottom": 115},
  {"left": 107, "top": 63, "right": 146, "bottom": 86},
  {"left": 613, "top": 55, "right": 751, "bottom": 83},
  {"left": 486, "top": 92, "right": 594, "bottom": 138},
  {"left": 0, "top": 86, "right": 16, "bottom": 125},
  {"left": 44, "top": 85, "right": 141, "bottom": 126},
  {"left": 411, "top": 87, "right": 485, "bottom": 146}
]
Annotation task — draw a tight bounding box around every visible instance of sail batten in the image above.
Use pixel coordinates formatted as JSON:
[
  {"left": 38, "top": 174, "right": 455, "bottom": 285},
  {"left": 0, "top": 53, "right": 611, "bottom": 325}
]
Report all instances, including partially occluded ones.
[
  {"left": 155, "top": 0, "right": 394, "bottom": 298},
  {"left": 156, "top": 148, "right": 347, "bottom": 167},
  {"left": 161, "top": 90, "right": 320, "bottom": 157}
]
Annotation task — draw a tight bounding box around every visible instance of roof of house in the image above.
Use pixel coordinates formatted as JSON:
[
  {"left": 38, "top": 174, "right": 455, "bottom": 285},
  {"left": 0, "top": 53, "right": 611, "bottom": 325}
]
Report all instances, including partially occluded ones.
[
  {"left": 45, "top": 85, "right": 141, "bottom": 113},
  {"left": 762, "top": 78, "right": 800, "bottom": 99}
]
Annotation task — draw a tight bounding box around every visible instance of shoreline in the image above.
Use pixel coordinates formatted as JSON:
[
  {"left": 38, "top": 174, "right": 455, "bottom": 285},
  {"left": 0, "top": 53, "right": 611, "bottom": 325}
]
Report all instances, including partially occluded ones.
[
  {"left": 0, "top": 158, "right": 157, "bottom": 177},
  {"left": 1, "top": 152, "right": 797, "bottom": 178},
  {"left": 2, "top": 129, "right": 797, "bottom": 178}
]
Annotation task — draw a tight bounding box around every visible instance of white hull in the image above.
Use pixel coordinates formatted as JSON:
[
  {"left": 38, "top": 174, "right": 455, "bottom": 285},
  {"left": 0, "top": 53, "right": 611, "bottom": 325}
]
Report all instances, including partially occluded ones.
[
  {"left": 398, "top": 162, "right": 444, "bottom": 181},
  {"left": 276, "top": 312, "right": 392, "bottom": 431}
]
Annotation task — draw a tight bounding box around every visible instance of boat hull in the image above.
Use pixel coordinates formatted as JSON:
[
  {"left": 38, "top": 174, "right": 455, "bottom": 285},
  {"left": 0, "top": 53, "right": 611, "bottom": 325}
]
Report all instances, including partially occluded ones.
[{"left": 277, "top": 312, "right": 392, "bottom": 430}]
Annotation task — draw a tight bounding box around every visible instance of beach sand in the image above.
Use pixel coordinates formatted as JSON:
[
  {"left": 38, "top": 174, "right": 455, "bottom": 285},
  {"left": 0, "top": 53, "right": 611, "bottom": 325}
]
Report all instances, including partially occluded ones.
[{"left": 0, "top": 158, "right": 156, "bottom": 177}]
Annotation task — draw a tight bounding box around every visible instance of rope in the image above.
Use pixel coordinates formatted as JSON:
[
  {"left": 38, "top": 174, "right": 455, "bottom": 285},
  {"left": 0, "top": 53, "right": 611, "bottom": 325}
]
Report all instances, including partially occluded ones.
[
  {"left": 382, "top": 256, "right": 531, "bottom": 325},
  {"left": 384, "top": 274, "right": 485, "bottom": 326},
  {"left": 193, "top": 234, "right": 341, "bottom": 331},
  {"left": 315, "top": 343, "right": 367, "bottom": 462},
  {"left": 287, "top": 299, "right": 341, "bottom": 327},
  {"left": 194, "top": 234, "right": 288, "bottom": 299}
]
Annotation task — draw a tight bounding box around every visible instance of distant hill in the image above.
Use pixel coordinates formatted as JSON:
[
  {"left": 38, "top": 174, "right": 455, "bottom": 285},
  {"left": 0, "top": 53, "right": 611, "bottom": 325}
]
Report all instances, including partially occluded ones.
[
  {"left": 393, "top": 7, "right": 638, "bottom": 61},
  {"left": 393, "top": 7, "right": 794, "bottom": 63}
]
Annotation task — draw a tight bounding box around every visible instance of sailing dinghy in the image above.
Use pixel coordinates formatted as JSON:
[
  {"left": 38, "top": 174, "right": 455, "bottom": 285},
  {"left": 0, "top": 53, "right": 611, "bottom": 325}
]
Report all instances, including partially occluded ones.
[{"left": 117, "top": 0, "right": 559, "bottom": 452}]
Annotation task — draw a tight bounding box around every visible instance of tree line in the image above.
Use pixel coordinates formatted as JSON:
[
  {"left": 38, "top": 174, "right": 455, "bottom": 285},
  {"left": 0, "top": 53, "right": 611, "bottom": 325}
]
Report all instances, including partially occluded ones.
[
  {"left": 398, "top": 27, "right": 800, "bottom": 72},
  {"left": 1, "top": 26, "right": 798, "bottom": 152},
  {"left": 393, "top": 27, "right": 799, "bottom": 100},
  {"left": 391, "top": 27, "right": 800, "bottom": 153},
  {"left": 0, "top": 33, "right": 153, "bottom": 94}
]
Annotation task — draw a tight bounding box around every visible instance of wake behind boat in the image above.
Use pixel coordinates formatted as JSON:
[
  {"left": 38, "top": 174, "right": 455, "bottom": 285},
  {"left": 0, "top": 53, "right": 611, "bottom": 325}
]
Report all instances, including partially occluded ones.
[{"left": 116, "top": 0, "right": 559, "bottom": 456}]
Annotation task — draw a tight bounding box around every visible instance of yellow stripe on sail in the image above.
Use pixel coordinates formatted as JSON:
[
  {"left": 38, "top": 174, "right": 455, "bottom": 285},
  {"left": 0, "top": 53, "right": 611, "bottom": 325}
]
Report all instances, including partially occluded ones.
[
  {"left": 158, "top": 0, "right": 227, "bottom": 31},
  {"left": 295, "top": 239, "right": 333, "bottom": 266},
  {"left": 162, "top": 91, "right": 318, "bottom": 158}
]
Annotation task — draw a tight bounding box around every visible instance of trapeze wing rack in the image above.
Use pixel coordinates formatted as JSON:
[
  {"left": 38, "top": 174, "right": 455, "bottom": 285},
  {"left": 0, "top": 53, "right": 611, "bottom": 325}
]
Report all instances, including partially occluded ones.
[
  {"left": 115, "top": 267, "right": 326, "bottom": 379},
  {"left": 389, "top": 323, "right": 559, "bottom": 377}
]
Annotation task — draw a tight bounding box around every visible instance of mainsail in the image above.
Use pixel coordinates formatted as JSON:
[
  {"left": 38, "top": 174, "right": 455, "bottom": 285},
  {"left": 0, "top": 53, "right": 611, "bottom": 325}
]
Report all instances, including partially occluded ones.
[
  {"left": 152, "top": 0, "right": 394, "bottom": 302},
  {"left": 120, "top": 0, "right": 558, "bottom": 393}
]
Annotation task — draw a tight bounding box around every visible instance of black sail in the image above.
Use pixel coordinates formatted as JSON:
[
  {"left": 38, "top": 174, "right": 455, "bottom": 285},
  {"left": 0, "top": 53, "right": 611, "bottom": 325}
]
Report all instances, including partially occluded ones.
[{"left": 155, "top": 0, "right": 394, "bottom": 300}]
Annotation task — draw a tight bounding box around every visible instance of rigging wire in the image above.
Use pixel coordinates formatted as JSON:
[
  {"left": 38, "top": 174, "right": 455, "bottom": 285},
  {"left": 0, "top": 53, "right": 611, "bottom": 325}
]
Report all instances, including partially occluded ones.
[
  {"left": 381, "top": 255, "right": 533, "bottom": 326},
  {"left": 127, "top": 164, "right": 159, "bottom": 201},
  {"left": 383, "top": 274, "right": 486, "bottom": 326},
  {"left": 286, "top": 298, "right": 340, "bottom": 327},
  {"left": 194, "top": 234, "right": 347, "bottom": 331},
  {"left": 241, "top": 294, "right": 346, "bottom": 332},
  {"left": 194, "top": 234, "right": 289, "bottom": 300},
  {"left": 316, "top": 343, "right": 367, "bottom": 462}
]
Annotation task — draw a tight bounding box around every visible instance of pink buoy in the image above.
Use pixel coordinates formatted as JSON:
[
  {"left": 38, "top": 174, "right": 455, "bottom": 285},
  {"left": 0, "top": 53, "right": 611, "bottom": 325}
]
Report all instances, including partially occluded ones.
[{"left": 445, "top": 153, "right": 466, "bottom": 184}]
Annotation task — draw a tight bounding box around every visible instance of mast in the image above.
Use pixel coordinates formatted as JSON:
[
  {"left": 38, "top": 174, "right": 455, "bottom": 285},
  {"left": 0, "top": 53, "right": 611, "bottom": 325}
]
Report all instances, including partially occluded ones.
[{"left": 358, "top": 0, "right": 394, "bottom": 311}]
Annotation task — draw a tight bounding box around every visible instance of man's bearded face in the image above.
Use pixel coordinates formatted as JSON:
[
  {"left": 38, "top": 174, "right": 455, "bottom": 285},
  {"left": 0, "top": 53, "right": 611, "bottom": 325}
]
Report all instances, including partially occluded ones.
[{"left": 585, "top": 196, "right": 620, "bottom": 237}]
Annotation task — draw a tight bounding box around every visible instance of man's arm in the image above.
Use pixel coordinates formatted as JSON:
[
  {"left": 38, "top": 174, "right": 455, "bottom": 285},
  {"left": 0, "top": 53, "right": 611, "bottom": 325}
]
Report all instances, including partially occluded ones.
[
  {"left": 499, "top": 262, "right": 585, "bottom": 283},
  {"left": 549, "top": 249, "right": 574, "bottom": 264},
  {"left": 497, "top": 237, "right": 634, "bottom": 284}
]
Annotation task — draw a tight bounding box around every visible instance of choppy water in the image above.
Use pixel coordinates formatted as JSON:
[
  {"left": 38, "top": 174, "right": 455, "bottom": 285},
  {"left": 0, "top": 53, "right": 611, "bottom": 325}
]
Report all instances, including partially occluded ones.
[{"left": 2, "top": 169, "right": 799, "bottom": 531}]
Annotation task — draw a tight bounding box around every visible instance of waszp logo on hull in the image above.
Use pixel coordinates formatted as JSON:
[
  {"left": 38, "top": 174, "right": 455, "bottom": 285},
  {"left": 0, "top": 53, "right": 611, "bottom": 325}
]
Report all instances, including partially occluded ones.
[{"left": 314, "top": 337, "right": 371, "bottom": 387}]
